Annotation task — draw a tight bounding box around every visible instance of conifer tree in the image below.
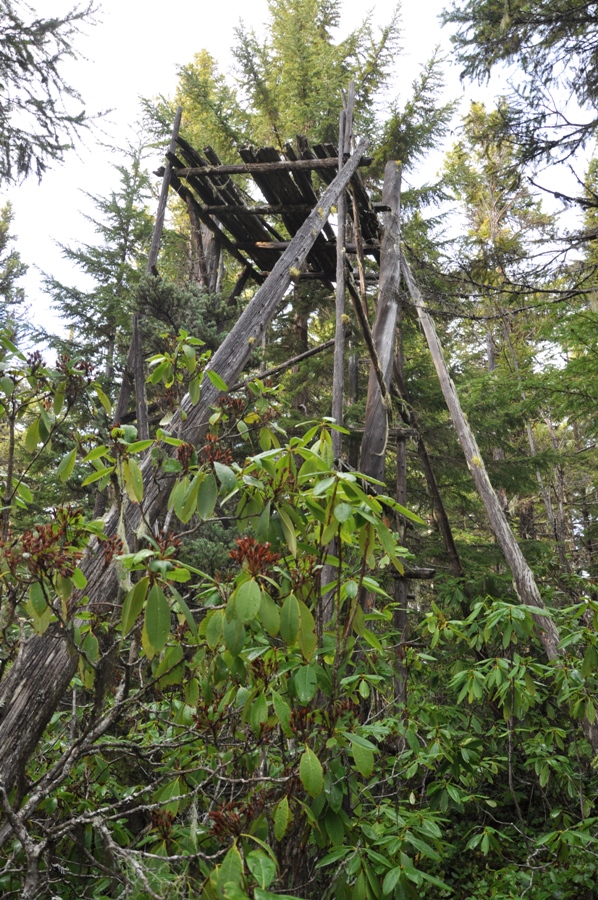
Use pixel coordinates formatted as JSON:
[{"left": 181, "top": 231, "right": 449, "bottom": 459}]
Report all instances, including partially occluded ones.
[
  {"left": 0, "top": 202, "right": 27, "bottom": 336},
  {"left": 43, "top": 145, "right": 153, "bottom": 391}
]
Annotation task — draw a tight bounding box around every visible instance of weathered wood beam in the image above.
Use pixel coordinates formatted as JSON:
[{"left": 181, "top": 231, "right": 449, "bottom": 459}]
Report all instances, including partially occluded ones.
[
  {"left": 401, "top": 252, "right": 598, "bottom": 752},
  {"left": 174, "top": 156, "right": 372, "bottom": 177},
  {"left": 231, "top": 240, "right": 379, "bottom": 253},
  {"left": 113, "top": 107, "right": 183, "bottom": 439},
  {"left": 358, "top": 161, "right": 402, "bottom": 482},
  {"left": 204, "top": 204, "right": 314, "bottom": 215},
  {"left": 332, "top": 103, "right": 349, "bottom": 459}
]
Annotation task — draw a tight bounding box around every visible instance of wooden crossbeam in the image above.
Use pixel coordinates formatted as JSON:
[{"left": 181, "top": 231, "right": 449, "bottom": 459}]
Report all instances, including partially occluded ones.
[
  {"left": 231, "top": 240, "right": 380, "bottom": 252},
  {"left": 173, "top": 156, "right": 372, "bottom": 177}
]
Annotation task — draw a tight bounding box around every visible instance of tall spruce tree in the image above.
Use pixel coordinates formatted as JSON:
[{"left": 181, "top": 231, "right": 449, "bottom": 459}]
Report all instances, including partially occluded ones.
[
  {"left": 0, "top": 202, "right": 27, "bottom": 336},
  {"left": 43, "top": 145, "right": 153, "bottom": 391}
]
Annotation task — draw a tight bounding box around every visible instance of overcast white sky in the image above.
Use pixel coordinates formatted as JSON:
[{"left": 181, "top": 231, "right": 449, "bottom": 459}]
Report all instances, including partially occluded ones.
[{"left": 3, "top": 0, "right": 489, "bottom": 328}]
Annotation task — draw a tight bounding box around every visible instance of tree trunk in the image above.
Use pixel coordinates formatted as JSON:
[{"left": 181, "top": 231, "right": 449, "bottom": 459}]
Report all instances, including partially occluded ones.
[
  {"left": 0, "top": 141, "right": 370, "bottom": 796},
  {"left": 401, "top": 254, "right": 598, "bottom": 753}
]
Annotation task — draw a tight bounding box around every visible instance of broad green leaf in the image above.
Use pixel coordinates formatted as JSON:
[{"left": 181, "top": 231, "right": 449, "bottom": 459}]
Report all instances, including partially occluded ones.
[
  {"left": 206, "top": 369, "right": 228, "bottom": 391},
  {"left": 382, "top": 866, "right": 402, "bottom": 896},
  {"left": 350, "top": 743, "right": 374, "bottom": 777},
  {"left": 177, "top": 472, "right": 200, "bottom": 523},
  {"left": 254, "top": 891, "right": 306, "bottom": 900},
  {"left": 29, "top": 581, "right": 47, "bottom": 616},
  {"left": 294, "top": 665, "right": 318, "bottom": 703},
  {"left": 214, "top": 461, "right": 237, "bottom": 493},
  {"left": 280, "top": 594, "right": 300, "bottom": 645},
  {"left": 57, "top": 447, "right": 77, "bottom": 482},
  {"left": 235, "top": 579, "right": 261, "bottom": 624},
  {"left": 52, "top": 382, "right": 65, "bottom": 414},
  {"left": 82, "top": 465, "right": 115, "bottom": 487},
  {"left": 0, "top": 375, "right": 14, "bottom": 396},
  {"left": 299, "top": 746, "right": 323, "bottom": 798},
  {"left": 342, "top": 732, "right": 377, "bottom": 751},
  {"left": 123, "top": 458, "right": 143, "bottom": 503},
  {"left": 169, "top": 478, "right": 187, "bottom": 516},
  {"left": 93, "top": 384, "right": 112, "bottom": 414},
  {"left": 155, "top": 644, "right": 185, "bottom": 687},
  {"left": 250, "top": 693, "right": 268, "bottom": 733},
  {"left": 223, "top": 617, "right": 246, "bottom": 656},
  {"left": 247, "top": 851, "right": 276, "bottom": 889},
  {"left": 197, "top": 473, "right": 218, "bottom": 520},
  {"left": 271, "top": 690, "right": 292, "bottom": 737},
  {"left": 273, "top": 796, "right": 291, "bottom": 841},
  {"left": 72, "top": 567, "right": 87, "bottom": 590},
  {"left": 206, "top": 609, "right": 224, "bottom": 649},
  {"left": 259, "top": 591, "right": 280, "bottom": 637},
  {"left": 82, "top": 445, "right": 109, "bottom": 463},
  {"left": 143, "top": 584, "right": 171, "bottom": 657},
  {"left": 189, "top": 373, "right": 201, "bottom": 405},
  {"left": 219, "top": 845, "right": 243, "bottom": 887},
  {"left": 324, "top": 810, "right": 344, "bottom": 846},
  {"left": 277, "top": 506, "right": 297, "bottom": 557},
  {"left": 223, "top": 884, "right": 250, "bottom": 900},
  {"left": 81, "top": 631, "right": 99, "bottom": 664},
  {"left": 122, "top": 577, "right": 149, "bottom": 635},
  {"left": 333, "top": 502, "right": 353, "bottom": 523},
  {"left": 127, "top": 439, "right": 154, "bottom": 453},
  {"left": 25, "top": 418, "right": 40, "bottom": 452},
  {"left": 16, "top": 481, "right": 33, "bottom": 503}
]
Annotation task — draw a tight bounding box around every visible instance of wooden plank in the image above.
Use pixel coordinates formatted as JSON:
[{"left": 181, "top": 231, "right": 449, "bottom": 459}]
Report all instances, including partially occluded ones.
[
  {"left": 174, "top": 156, "right": 372, "bottom": 176},
  {"left": 203, "top": 203, "right": 314, "bottom": 214},
  {"left": 231, "top": 240, "right": 378, "bottom": 252}
]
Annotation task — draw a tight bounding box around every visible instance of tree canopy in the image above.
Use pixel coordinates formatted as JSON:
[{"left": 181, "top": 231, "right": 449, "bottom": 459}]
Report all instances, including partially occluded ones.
[{"left": 0, "top": 0, "right": 93, "bottom": 185}]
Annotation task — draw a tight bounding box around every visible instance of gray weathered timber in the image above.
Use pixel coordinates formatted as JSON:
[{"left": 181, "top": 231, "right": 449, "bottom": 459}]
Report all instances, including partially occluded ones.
[
  {"left": 112, "top": 108, "right": 182, "bottom": 434},
  {"left": 0, "top": 140, "right": 370, "bottom": 797},
  {"left": 401, "top": 254, "right": 598, "bottom": 753},
  {"left": 174, "top": 156, "right": 372, "bottom": 177},
  {"left": 359, "top": 161, "right": 402, "bottom": 482},
  {"left": 147, "top": 106, "right": 182, "bottom": 273},
  {"left": 332, "top": 109, "right": 347, "bottom": 459}
]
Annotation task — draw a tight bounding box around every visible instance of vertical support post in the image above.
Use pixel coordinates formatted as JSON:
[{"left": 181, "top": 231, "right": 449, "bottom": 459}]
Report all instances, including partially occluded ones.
[
  {"left": 331, "top": 83, "right": 355, "bottom": 459},
  {"left": 393, "top": 294, "right": 409, "bottom": 706},
  {"left": 331, "top": 108, "right": 347, "bottom": 459},
  {"left": 359, "top": 161, "right": 402, "bottom": 482},
  {"left": 113, "top": 107, "right": 182, "bottom": 439},
  {"left": 146, "top": 106, "right": 183, "bottom": 274}
]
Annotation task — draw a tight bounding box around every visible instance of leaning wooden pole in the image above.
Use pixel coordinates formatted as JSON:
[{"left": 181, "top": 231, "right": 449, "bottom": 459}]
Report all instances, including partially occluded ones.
[
  {"left": 401, "top": 254, "right": 598, "bottom": 752},
  {"left": 0, "top": 140, "right": 370, "bottom": 797}
]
